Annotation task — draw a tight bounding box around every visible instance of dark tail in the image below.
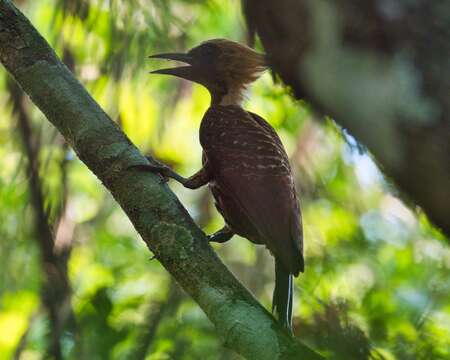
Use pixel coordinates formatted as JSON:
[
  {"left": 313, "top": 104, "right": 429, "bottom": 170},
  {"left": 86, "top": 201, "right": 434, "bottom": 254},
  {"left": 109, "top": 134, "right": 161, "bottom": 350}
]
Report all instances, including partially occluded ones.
[{"left": 272, "top": 257, "right": 293, "bottom": 333}]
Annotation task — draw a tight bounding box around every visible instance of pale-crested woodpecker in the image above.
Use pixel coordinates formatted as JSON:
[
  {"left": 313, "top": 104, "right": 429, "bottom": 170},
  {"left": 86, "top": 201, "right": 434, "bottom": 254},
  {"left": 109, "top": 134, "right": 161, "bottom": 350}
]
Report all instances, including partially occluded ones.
[{"left": 137, "top": 39, "right": 304, "bottom": 332}]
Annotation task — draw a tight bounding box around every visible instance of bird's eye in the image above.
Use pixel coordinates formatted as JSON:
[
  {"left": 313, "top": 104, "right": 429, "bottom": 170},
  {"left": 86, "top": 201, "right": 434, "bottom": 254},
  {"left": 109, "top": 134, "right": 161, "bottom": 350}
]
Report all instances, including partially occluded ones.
[
  {"left": 192, "top": 43, "right": 219, "bottom": 58},
  {"left": 201, "top": 44, "right": 215, "bottom": 55},
  {"left": 188, "top": 43, "right": 220, "bottom": 66}
]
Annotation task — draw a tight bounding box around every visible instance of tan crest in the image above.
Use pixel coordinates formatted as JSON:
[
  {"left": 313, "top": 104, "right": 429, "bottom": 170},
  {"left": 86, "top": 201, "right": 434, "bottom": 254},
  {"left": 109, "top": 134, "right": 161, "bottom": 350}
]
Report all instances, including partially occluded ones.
[{"left": 202, "top": 39, "right": 267, "bottom": 102}]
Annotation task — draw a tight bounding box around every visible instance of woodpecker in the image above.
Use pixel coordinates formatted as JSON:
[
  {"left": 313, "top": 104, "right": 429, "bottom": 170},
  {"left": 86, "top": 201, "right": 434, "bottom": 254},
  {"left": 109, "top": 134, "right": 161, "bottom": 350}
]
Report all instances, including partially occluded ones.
[{"left": 140, "top": 39, "right": 303, "bottom": 332}]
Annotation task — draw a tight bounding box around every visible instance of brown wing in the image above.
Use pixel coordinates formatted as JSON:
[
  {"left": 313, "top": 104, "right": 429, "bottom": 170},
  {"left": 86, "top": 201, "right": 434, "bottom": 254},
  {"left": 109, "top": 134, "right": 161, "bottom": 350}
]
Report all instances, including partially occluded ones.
[{"left": 200, "top": 105, "right": 303, "bottom": 275}]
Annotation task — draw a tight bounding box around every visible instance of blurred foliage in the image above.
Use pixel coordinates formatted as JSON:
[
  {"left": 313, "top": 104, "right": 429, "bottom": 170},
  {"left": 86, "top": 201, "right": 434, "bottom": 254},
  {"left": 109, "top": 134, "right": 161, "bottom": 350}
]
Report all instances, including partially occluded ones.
[{"left": 0, "top": 0, "right": 449, "bottom": 359}]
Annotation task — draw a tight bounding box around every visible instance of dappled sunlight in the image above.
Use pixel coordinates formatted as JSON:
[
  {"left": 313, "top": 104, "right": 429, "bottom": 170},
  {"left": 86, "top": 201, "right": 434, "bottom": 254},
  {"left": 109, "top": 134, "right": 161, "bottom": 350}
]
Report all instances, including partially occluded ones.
[{"left": 0, "top": 0, "right": 448, "bottom": 359}]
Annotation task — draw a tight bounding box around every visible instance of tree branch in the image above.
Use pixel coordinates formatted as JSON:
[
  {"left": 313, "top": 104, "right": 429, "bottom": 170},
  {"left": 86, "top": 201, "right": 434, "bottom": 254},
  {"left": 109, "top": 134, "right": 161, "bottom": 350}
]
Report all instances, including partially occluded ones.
[{"left": 0, "top": 1, "right": 322, "bottom": 359}]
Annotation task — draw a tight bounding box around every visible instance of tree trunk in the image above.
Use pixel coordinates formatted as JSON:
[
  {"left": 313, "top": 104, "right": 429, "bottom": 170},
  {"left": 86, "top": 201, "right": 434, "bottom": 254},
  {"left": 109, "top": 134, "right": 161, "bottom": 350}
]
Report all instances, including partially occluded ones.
[{"left": 243, "top": 0, "right": 450, "bottom": 236}]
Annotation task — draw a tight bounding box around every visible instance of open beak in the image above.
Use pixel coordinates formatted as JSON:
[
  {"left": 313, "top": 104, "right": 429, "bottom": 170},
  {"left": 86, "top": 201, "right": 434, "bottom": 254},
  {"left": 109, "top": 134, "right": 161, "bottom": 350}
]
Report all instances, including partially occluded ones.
[{"left": 148, "top": 52, "right": 195, "bottom": 79}]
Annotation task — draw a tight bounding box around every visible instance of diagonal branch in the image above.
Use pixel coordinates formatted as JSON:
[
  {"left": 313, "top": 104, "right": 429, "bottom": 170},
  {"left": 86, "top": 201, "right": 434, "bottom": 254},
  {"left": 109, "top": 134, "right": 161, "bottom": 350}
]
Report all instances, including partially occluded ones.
[{"left": 0, "top": 1, "right": 322, "bottom": 359}]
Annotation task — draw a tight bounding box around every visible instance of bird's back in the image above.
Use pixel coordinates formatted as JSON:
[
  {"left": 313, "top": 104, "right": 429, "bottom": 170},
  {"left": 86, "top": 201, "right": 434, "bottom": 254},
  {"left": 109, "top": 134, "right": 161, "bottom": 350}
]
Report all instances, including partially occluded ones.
[{"left": 200, "top": 105, "right": 304, "bottom": 275}]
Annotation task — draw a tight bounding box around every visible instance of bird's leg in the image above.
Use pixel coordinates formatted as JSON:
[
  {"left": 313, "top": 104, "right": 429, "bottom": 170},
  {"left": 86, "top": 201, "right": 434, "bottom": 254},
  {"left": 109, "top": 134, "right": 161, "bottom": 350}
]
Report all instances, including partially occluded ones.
[
  {"left": 208, "top": 225, "right": 234, "bottom": 243},
  {"left": 181, "top": 167, "right": 211, "bottom": 189},
  {"left": 131, "top": 157, "right": 210, "bottom": 189}
]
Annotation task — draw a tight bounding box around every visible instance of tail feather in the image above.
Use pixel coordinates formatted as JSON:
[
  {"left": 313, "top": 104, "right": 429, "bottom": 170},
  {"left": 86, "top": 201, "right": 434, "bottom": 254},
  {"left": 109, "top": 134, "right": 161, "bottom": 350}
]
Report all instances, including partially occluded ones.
[{"left": 272, "top": 258, "right": 293, "bottom": 332}]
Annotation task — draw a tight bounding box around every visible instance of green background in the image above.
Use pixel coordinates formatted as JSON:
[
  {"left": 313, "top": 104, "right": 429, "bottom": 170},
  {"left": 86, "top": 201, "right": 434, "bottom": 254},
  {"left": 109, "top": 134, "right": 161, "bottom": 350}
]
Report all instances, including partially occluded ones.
[{"left": 0, "top": 1, "right": 448, "bottom": 359}]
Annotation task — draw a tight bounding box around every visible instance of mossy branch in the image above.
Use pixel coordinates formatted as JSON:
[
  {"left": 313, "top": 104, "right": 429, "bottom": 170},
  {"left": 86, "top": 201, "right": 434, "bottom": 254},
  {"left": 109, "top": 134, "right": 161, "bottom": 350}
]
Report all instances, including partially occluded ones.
[{"left": 0, "top": 1, "right": 323, "bottom": 359}]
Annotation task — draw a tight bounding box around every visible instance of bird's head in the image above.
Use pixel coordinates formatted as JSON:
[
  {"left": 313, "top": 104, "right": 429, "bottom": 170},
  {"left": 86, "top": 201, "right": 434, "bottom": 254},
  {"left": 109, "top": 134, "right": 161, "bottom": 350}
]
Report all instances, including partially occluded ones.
[{"left": 149, "top": 39, "right": 267, "bottom": 105}]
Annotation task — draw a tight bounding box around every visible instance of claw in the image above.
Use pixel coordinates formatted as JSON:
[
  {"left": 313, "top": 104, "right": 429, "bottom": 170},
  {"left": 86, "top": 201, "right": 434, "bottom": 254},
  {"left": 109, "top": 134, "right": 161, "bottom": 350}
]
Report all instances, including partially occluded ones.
[
  {"left": 128, "top": 159, "right": 170, "bottom": 183},
  {"left": 144, "top": 156, "right": 167, "bottom": 168},
  {"left": 207, "top": 227, "right": 234, "bottom": 243},
  {"left": 136, "top": 163, "right": 167, "bottom": 172}
]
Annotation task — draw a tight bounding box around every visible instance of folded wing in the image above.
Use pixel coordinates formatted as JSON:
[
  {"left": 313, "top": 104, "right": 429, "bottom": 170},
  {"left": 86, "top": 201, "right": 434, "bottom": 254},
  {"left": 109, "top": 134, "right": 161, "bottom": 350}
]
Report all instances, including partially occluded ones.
[{"left": 200, "top": 106, "right": 303, "bottom": 275}]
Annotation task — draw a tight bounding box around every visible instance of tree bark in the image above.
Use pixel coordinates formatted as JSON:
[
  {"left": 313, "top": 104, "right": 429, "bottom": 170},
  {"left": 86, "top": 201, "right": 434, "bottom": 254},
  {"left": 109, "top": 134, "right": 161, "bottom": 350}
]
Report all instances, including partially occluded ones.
[
  {"left": 0, "top": 1, "right": 322, "bottom": 359},
  {"left": 243, "top": 0, "right": 450, "bottom": 236}
]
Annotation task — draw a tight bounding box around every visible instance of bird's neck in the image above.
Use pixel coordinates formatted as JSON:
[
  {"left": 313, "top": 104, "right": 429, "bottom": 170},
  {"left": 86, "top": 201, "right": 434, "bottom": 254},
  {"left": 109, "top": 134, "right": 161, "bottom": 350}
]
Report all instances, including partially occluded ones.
[{"left": 211, "top": 85, "right": 244, "bottom": 107}]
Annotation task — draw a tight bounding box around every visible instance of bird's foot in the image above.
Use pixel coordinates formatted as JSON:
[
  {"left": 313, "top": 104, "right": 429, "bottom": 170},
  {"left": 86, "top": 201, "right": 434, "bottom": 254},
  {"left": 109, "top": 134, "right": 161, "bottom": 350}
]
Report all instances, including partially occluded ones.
[
  {"left": 207, "top": 226, "right": 234, "bottom": 243},
  {"left": 128, "top": 157, "right": 170, "bottom": 183}
]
